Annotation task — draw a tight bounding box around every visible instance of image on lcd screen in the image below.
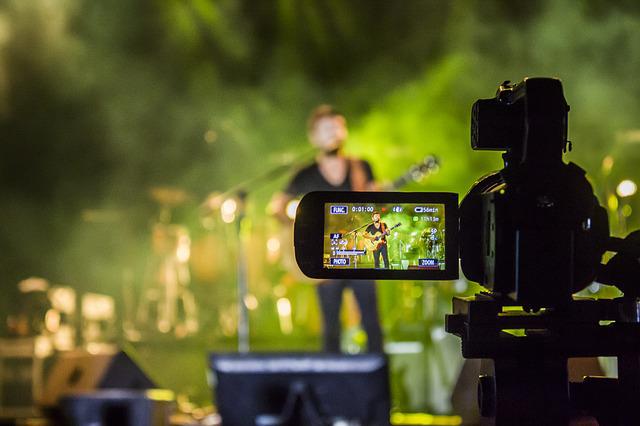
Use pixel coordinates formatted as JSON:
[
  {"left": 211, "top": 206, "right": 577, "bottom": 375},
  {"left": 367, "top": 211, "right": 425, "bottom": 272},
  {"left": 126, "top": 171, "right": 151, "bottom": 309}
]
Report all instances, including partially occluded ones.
[{"left": 323, "top": 203, "right": 446, "bottom": 270}]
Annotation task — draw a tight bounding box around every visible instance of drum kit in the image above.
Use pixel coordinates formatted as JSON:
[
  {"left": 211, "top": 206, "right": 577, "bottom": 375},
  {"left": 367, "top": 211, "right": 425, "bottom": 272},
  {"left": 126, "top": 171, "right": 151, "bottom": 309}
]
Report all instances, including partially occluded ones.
[
  {"left": 130, "top": 151, "right": 317, "bottom": 346},
  {"left": 128, "top": 186, "right": 199, "bottom": 341}
]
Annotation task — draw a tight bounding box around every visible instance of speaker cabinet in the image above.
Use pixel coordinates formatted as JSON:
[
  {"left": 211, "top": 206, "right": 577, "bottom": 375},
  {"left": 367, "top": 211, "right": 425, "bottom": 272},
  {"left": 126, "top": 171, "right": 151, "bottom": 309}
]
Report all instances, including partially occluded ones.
[{"left": 40, "top": 349, "right": 155, "bottom": 408}]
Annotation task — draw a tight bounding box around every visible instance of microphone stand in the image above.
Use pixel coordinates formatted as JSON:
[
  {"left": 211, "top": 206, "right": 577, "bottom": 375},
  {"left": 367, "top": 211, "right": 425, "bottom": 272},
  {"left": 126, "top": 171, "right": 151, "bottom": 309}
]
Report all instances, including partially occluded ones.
[
  {"left": 343, "top": 222, "right": 373, "bottom": 268},
  {"left": 203, "top": 149, "right": 315, "bottom": 353}
]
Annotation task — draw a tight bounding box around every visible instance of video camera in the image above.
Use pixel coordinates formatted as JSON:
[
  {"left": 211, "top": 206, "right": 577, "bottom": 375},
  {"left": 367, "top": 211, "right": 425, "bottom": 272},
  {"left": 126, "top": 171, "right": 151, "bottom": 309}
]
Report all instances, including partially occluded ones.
[
  {"left": 461, "top": 77, "right": 610, "bottom": 309},
  {"left": 294, "top": 78, "right": 640, "bottom": 425}
]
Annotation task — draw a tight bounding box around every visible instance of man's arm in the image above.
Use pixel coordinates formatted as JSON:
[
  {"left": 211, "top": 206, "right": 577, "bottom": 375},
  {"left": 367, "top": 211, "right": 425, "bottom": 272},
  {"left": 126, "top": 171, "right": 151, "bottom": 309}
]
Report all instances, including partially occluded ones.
[
  {"left": 362, "top": 160, "right": 378, "bottom": 191},
  {"left": 268, "top": 192, "right": 296, "bottom": 224},
  {"left": 269, "top": 169, "right": 307, "bottom": 223},
  {"left": 350, "top": 159, "right": 379, "bottom": 191}
]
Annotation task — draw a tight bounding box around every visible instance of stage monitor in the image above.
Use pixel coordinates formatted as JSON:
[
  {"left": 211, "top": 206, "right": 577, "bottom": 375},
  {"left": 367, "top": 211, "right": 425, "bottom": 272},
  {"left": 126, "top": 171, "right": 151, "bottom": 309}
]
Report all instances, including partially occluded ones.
[{"left": 209, "top": 353, "right": 390, "bottom": 426}]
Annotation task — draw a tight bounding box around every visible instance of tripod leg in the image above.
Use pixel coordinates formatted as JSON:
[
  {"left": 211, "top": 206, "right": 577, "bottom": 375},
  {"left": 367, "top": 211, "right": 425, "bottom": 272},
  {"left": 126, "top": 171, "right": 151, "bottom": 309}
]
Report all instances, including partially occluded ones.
[{"left": 617, "top": 354, "right": 640, "bottom": 426}]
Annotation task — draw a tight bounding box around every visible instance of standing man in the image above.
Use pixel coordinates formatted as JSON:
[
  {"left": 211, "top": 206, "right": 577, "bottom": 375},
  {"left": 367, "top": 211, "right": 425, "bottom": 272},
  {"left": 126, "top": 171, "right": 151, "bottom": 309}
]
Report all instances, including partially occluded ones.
[
  {"left": 271, "top": 105, "right": 383, "bottom": 353},
  {"left": 364, "top": 212, "right": 390, "bottom": 269}
]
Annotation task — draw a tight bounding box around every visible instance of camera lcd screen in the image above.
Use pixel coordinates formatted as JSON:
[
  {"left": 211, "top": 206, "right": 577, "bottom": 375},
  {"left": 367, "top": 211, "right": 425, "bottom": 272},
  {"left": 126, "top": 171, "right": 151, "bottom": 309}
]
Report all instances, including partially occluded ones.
[
  {"left": 323, "top": 203, "right": 446, "bottom": 271},
  {"left": 294, "top": 191, "right": 458, "bottom": 280}
]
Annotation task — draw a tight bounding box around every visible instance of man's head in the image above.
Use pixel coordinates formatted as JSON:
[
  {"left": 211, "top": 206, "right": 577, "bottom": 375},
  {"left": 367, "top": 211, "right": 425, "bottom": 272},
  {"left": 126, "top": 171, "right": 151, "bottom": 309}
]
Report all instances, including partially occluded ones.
[
  {"left": 372, "top": 212, "right": 381, "bottom": 223},
  {"left": 307, "top": 105, "right": 348, "bottom": 153}
]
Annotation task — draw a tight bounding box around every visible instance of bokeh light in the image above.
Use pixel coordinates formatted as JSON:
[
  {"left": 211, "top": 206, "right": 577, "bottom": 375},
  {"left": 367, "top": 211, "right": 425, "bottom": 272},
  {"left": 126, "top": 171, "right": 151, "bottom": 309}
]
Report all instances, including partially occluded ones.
[{"left": 617, "top": 179, "right": 638, "bottom": 198}]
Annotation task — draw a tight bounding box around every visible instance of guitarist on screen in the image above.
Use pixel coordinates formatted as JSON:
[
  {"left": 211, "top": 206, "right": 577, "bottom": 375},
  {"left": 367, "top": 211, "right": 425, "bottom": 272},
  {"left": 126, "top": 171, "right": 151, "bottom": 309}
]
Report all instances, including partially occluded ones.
[{"left": 364, "top": 212, "right": 390, "bottom": 269}]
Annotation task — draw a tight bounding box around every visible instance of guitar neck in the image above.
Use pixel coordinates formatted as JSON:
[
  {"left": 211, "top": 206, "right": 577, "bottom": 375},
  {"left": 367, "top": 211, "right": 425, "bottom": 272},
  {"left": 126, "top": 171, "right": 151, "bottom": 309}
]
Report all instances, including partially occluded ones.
[
  {"left": 389, "top": 175, "right": 410, "bottom": 190},
  {"left": 385, "top": 156, "right": 438, "bottom": 190}
]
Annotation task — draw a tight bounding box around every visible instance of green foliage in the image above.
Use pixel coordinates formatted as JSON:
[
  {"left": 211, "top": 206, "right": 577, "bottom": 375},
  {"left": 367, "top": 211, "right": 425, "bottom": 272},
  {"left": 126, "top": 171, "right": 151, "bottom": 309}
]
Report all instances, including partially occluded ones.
[{"left": 348, "top": 56, "right": 502, "bottom": 194}]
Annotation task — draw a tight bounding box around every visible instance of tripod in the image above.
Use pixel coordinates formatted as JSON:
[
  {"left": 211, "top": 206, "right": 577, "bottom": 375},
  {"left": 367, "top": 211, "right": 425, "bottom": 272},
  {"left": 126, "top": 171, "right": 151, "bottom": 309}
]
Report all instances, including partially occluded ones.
[{"left": 446, "top": 233, "right": 640, "bottom": 425}]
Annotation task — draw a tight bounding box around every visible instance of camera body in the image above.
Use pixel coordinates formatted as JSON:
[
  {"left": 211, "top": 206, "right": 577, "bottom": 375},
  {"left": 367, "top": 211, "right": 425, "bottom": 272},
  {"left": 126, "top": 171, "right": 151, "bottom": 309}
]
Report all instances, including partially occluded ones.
[{"left": 461, "top": 78, "right": 609, "bottom": 309}]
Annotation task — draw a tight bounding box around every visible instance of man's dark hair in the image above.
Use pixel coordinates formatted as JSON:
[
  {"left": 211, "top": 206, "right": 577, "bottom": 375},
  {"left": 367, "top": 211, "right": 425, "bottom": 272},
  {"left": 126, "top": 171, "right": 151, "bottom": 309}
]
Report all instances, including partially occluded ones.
[{"left": 307, "top": 104, "right": 343, "bottom": 132}]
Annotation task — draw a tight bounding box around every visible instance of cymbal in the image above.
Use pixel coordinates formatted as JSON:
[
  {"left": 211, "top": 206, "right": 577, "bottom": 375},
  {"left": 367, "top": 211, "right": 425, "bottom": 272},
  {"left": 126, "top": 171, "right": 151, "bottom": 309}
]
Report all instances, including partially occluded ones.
[
  {"left": 81, "top": 209, "right": 123, "bottom": 223},
  {"left": 149, "top": 186, "right": 191, "bottom": 206}
]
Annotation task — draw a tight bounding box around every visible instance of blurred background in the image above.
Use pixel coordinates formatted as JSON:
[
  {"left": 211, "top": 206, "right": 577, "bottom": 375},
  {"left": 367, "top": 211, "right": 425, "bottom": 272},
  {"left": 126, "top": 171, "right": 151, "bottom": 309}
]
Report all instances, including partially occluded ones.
[{"left": 1, "top": 0, "right": 640, "bottom": 419}]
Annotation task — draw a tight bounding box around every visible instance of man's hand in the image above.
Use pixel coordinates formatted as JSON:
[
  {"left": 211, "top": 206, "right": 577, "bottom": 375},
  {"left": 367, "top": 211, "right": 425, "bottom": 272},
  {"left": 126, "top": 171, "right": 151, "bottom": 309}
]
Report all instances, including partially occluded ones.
[{"left": 268, "top": 192, "right": 296, "bottom": 224}]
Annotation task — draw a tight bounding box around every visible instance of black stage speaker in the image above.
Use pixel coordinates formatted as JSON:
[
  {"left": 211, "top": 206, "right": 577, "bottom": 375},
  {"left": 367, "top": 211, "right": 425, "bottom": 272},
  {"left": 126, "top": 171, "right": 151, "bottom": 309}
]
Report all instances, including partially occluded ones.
[
  {"left": 61, "top": 389, "right": 174, "bottom": 426},
  {"left": 40, "top": 349, "right": 155, "bottom": 408}
]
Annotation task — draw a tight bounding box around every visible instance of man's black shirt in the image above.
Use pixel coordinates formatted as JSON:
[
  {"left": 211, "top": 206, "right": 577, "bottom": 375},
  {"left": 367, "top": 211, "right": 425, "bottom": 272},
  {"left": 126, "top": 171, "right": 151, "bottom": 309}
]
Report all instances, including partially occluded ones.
[{"left": 285, "top": 160, "right": 374, "bottom": 196}]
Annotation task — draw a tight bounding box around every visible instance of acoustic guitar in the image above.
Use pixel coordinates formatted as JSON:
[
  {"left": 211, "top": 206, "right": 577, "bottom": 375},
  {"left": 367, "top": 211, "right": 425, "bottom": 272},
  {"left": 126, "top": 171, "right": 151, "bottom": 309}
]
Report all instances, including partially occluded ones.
[{"left": 363, "top": 222, "right": 402, "bottom": 252}]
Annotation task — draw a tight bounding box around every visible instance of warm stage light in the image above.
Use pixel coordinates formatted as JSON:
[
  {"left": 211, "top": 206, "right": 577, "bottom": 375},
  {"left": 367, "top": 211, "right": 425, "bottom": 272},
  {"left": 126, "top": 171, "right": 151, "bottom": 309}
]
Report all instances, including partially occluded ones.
[
  {"left": 82, "top": 293, "right": 115, "bottom": 321},
  {"left": 176, "top": 234, "right": 191, "bottom": 263},
  {"left": 45, "top": 309, "right": 61, "bottom": 333},
  {"left": 608, "top": 194, "right": 619, "bottom": 212},
  {"left": 49, "top": 286, "right": 76, "bottom": 313},
  {"left": 285, "top": 199, "right": 300, "bottom": 220},
  {"left": 221, "top": 198, "right": 238, "bottom": 223},
  {"left": 617, "top": 179, "right": 637, "bottom": 198},
  {"left": 430, "top": 326, "right": 446, "bottom": 342},
  {"left": 34, "top": 335, "right": 53, "bottom": 358},
  {"left": 266, "top": 237, "right": 281, "bottom": 253},
  {"left": 18, "top": 277, "right": 49, "bottom": 293},
  {"left": 204, "top": 129, "right": 218, "bottom": 144},
  {"left": 244, "top": 294, "right": 259, "bottom": 311},
  {"left": 277, "top": 297, "right": 292, "bottom": 316},
  {"left": 601, "top": 155, "right": 614, "bottom": 175},
  {"left": 276, "top": 297, "right": 293, "bottom": 334},
  {"left": 266, "top": 237, "right": 281, "bottom": 263}
]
